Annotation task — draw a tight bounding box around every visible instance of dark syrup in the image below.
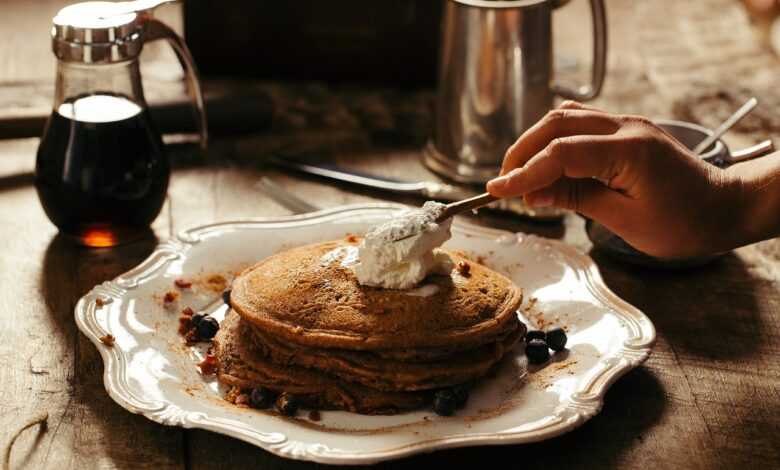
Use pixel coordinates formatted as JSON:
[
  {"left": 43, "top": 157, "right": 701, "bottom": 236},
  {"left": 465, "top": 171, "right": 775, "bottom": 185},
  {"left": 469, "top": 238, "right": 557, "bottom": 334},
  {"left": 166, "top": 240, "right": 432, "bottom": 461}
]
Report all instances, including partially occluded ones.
[{"left": 35, "top": 94, "right": 168, "bottom": 247}]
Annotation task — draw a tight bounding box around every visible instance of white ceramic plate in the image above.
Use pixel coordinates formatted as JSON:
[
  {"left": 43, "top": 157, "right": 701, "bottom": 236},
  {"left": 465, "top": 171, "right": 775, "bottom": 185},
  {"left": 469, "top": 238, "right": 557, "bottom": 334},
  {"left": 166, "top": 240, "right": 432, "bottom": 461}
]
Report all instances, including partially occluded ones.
[{"left": 75, "top": 204, "right": 655, "bottom": 465}]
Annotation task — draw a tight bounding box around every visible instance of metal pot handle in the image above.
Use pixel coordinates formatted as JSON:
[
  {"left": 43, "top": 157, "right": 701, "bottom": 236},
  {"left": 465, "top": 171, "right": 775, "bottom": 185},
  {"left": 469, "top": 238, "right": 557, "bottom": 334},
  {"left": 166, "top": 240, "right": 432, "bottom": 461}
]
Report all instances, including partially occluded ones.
[
  {"left": 143, "top": 18, "right": 208, "bottom": 150},
  {"left": 729, "top": 139, "right": 775, "bottom": 163},
  {"left": 551, "top": 0, "right": 607, "bottom": 101}
]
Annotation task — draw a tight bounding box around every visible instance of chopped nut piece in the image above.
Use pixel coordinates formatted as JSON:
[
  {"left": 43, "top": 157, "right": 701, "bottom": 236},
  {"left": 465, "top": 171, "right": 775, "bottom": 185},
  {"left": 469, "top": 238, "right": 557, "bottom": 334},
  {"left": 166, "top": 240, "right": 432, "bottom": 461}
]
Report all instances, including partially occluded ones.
[
  {"left": 178, "top": 316, "right": 193, "bottom": 335},
  {"left": 163, "top": 291, "right": 178, "bottom": 303},
  {"left": 95, "top": 298, "right": 106, "bottom": 307},
  {"left": 225, "top": 386, "right": 242, "bottom": 403},
  {"left": 99, "top": 334, "right": 115, "bottom": 347},
  {"left": 181, "top": 307, "right": 194, "bottom": 317},
  {"left": 184, "top": 328, "right": 199, "bottom": 344},
  {"left": 457, "top": 261, "right": 471, "bottom": 277},
  {"left": 346, "top": 234, "right": 358, "bottom": 243},
  {"left": 175, "top": 278, "right": 192, "bottom": 289},
  {"left": 197, "top": 354, "right": 218, "bottom": 375},
  {"left": 205, "top": 274, "right": 228, "bottom": 292}
]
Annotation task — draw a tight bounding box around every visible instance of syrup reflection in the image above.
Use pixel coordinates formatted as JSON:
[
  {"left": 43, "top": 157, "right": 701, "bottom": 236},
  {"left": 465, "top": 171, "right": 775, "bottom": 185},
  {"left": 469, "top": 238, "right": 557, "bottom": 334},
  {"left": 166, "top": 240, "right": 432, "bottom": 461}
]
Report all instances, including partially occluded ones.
[{"left": 42, "top": 231, "right": 158, "bottom": 328}]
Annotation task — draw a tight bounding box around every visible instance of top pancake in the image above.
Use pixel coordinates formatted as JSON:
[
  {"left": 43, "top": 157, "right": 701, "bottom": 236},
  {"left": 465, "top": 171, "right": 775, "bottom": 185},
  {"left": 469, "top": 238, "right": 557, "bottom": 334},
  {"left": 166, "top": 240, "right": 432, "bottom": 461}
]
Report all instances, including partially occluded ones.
[{"left": 230, "top": 239, "right": 522, "bottom": 351}]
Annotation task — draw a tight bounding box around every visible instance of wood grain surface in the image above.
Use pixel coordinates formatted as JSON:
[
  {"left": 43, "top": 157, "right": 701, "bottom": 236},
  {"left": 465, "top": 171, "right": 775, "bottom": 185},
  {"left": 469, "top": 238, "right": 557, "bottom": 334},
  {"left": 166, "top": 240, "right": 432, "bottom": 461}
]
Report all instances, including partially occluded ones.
[{"left": 1, "top": 0, "right": 779, "bottom": 469}]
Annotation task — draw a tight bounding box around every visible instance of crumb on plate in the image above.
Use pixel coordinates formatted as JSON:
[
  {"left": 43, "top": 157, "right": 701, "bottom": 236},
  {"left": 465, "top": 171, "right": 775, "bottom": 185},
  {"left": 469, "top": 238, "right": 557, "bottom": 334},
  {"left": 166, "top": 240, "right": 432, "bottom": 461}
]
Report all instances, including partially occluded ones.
[{"left": 197, "top": 354, "right": 218, "bottom": 375}]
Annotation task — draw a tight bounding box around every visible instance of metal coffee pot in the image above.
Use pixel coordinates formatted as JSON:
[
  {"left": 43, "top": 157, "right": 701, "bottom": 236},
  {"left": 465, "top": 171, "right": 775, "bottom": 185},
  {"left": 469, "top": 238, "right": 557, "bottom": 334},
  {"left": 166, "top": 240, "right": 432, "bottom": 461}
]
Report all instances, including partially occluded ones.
[{"left": 424, "top": 0, "right": 607, "bottom": 183}]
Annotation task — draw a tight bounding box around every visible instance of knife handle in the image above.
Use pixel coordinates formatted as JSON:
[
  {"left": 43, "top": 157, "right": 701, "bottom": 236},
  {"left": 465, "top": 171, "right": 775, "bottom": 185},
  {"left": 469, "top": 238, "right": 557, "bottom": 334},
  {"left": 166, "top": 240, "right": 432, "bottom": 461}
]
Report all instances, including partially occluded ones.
[{"left": 439, "top": 193, "right": 498, "bottom": 221}]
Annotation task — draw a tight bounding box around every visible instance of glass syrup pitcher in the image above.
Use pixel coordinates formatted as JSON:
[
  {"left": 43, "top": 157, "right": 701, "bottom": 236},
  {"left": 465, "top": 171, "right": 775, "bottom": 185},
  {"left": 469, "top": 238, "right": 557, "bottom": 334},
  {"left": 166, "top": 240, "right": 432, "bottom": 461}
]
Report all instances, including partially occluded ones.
[{"left": 35, "top": 0, "right": 207, "bottom": 247}]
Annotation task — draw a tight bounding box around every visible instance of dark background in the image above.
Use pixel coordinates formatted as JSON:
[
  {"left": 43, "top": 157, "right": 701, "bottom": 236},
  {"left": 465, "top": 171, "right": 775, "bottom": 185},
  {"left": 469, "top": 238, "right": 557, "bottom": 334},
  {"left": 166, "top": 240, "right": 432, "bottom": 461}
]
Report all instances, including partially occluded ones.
[{"left": 185, "top": 1, "right": 443, "bottom": 87}]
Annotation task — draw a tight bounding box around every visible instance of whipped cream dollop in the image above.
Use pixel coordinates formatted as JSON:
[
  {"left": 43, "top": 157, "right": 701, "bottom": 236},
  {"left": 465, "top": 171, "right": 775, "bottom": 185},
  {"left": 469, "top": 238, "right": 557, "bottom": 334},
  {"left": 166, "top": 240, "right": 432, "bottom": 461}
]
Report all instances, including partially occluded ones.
[{"left": 354, "top": 201, "right": 453, "bottom": 289}]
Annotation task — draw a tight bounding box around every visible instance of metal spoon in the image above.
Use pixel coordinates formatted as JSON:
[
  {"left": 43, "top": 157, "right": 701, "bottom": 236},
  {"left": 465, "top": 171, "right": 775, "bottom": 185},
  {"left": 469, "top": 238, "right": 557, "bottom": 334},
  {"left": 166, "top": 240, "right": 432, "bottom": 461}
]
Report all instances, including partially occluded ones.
[
  {"left": 435, "top": 192, "right": 498, "bottom": 222},
  {"left": 692, "top": 97, "right": 758, "bottom": 155}
]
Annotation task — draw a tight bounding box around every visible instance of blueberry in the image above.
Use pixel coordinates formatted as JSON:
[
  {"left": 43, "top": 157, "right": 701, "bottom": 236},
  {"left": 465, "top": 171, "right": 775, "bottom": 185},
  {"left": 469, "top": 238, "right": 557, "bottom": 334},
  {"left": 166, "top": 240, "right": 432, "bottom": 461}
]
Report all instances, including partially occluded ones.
[
  {"left": 250, "top": 387, "right": 276, "bottom": 409},
  {"left": 525, "top": 339, "right": 550, "bottom": 364},
  {"left": 275, "top": 393, "right": 299, "bottom": 416},
  {"left": 433, "top": 390, "right": 457, "bottom": 416},
  {"left": 451, "top": 385, "right": 469, "bottom": 409},
  {"left": 196, "top": 316, "right": 220, "bottom": 339},
  {"left": 191, "top": 312, "right": 207, "bottom": 326},
  {"left": 526, "top": 330, "right": 546, "bottom": 342},
  {"left": 222, "top": 289, "right": 232, "bottom": 305},
  {"left": 546, "top": 327, "right": 568, "bottom": 352}
]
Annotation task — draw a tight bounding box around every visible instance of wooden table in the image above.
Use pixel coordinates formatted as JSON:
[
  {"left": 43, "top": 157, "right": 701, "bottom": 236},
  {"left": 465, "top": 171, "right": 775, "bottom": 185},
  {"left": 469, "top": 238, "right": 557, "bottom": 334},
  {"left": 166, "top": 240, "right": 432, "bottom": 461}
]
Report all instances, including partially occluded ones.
[{"left": 1, "top": 0, "right": 779, "bottom": 468}]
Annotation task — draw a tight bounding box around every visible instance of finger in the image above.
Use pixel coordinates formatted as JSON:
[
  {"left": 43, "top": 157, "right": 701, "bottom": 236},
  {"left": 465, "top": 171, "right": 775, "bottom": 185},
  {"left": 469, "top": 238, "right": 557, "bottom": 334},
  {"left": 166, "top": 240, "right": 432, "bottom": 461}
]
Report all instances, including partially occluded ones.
[
  {"left": 557, "top": 100, "right": 607, "bottom": 113},
  {"left": 523, "top": 178, "right": 633, "bottom": 229},
  {"left": 489, "top": 135, "right": 623, "bottom": 198},
  {"left": 500, "top": 109, "right": 620, "bottom": 175}
]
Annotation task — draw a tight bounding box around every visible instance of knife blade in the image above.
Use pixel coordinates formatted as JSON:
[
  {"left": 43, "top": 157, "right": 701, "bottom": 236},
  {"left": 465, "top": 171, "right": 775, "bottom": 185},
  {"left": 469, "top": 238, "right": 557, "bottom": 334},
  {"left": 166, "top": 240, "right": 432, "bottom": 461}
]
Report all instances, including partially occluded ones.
[{"left": 268, "top": 156, "right": 564, "bottom": 221}]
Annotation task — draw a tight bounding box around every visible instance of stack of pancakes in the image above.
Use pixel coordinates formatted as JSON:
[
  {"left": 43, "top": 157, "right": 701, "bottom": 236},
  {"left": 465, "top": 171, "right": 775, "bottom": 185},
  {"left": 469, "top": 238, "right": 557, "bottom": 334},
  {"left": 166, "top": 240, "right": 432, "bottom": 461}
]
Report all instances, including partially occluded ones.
[{"left": 215, "top": 238, "right": 525, "bottom": 414}]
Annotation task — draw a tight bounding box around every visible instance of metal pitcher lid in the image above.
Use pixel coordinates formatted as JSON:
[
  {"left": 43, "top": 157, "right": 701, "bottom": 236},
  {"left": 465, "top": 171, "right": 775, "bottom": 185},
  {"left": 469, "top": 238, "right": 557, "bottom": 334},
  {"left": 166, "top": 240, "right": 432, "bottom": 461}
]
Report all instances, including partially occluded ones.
[{"left": 52, "top": 2, "right": 143, "bottom": 63}]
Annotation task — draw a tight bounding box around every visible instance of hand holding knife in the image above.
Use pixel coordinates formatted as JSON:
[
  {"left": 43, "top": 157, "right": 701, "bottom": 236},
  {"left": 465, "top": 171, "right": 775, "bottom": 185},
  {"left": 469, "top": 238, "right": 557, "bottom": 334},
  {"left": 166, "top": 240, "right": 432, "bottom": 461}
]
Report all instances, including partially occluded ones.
[{"left": 266, "top": 156, "right": 564, "bottom": 221}]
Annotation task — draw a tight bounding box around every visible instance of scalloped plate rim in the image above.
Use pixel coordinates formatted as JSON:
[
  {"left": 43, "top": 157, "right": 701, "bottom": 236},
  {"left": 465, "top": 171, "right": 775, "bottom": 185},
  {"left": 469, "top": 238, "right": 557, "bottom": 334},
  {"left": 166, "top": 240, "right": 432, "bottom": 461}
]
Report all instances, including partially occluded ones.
[{"left": 74, "top": 202, "right": 656, "bottom": 465}]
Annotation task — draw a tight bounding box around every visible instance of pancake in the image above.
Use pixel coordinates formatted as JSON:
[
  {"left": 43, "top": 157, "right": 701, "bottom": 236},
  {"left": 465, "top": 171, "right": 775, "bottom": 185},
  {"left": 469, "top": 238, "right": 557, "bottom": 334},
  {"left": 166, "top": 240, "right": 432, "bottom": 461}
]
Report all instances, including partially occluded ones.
[
  {"left": 248, "top": 317, "right": 524, "bottom": 391},
  {"left": 214, "top": 311, "right": 432, "bottom": 414},
  {"left": 230, "top": 239, "right": 523, "bottom": 351}
]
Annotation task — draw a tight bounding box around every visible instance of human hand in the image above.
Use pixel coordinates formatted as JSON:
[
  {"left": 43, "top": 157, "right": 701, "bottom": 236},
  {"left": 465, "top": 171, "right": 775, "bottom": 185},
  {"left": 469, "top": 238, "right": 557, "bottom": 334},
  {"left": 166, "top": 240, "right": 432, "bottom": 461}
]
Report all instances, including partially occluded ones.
[{"left": 486, "top": 101, "right": 745, "bottom": 258}]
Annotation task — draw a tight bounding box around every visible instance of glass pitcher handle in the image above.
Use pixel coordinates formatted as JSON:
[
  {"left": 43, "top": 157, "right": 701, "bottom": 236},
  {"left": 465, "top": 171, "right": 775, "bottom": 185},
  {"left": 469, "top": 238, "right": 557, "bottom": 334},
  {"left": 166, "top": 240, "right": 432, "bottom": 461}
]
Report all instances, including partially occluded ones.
[
  {"left": 551, "top": 0, "right": 607, "bottom": 101},
  {"left": 144, "top": 19, "right": 208, "bottom": 150}
]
